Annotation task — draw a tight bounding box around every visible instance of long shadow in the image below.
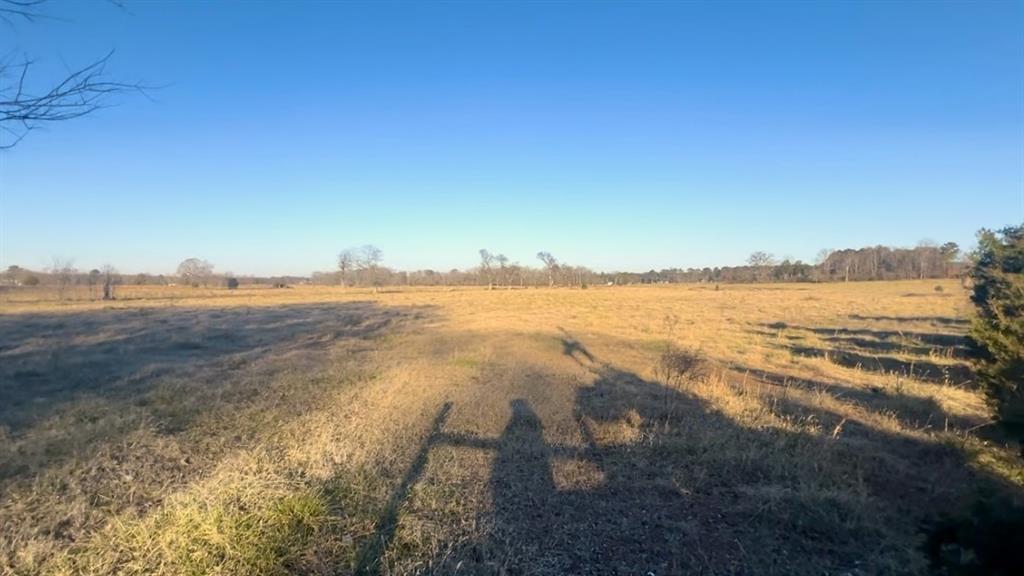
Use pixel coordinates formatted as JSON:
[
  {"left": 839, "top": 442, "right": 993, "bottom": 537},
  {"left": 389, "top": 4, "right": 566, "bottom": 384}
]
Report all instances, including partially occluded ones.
[
  {"left": 557, "top": 326, "right": 595, "bottom": 365},
  {"left": 0, "top": 302, "right": 424, "bottom": 433},
  {"left": 761, "top": 322, "right": 968, "bottom": 348},
  {"left": 821, "top": 334, "right": 969, "bottom": 359},
  {"left": 788, "top": 345, "right": 973, "bottom": 385},
  {"left": 756, "top": 322, "right": 973, "bottom": 385},
  {"left": 355, "top": 402, "right": 453, "bottom": 576},
  {"left": 725, "top": 363, "right": 983, "bottom": 429},
  {"left": 349, "top": 330, "right": 1021, "bottom": 574},
  {"left": 847, "top": 314, "right": 969, "bottom": 327},
  {"left": 0, "top": 302, "right": 429, "bottom": 488}
]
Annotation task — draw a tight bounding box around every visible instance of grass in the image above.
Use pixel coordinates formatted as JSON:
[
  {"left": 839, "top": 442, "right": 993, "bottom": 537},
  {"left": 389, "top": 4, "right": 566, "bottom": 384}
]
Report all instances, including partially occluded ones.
[{"left": 0, "top": 280, "right": 1019, "bottom": 574}]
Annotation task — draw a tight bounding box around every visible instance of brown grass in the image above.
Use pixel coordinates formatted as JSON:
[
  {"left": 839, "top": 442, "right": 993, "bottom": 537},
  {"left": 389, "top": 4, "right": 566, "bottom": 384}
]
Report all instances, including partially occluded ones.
[{"left": 0, "top": 280, "right": 1019, "bottom": 574}]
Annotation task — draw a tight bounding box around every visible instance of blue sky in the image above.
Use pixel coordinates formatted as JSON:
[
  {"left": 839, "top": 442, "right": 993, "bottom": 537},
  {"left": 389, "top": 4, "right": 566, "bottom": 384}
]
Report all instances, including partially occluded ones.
[{"left": 1, "top": 1, "right": 1021, "bottom": 276}]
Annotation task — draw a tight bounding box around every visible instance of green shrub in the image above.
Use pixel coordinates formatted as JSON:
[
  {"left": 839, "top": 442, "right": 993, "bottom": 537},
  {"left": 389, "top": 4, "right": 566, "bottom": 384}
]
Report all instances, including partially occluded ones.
[{"left": 968, "top": 224, "right": 1024, "bottom": 439}]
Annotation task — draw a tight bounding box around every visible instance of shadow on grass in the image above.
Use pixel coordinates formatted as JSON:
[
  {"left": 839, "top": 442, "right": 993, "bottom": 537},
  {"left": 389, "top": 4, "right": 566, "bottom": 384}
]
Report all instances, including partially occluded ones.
[
  {"left": 847, "top": 314, "right": 969, "bottom": 327},
  {"left": 788, "top": 344, "right": 974, "bottom": 385},
  {"left": 353, "top": 333, "right": 1021, "bottom": 575},
  {"left": 0, "top": 302, "right": 422, "bottom": 433},
  {"left": 725, "top": 363, "right": 985, "bottom": 430},
  {"left": 0, "top": 302, "right": 430, "bottom": 486},
  {"left": 757, "top": 321, "right": 973, "bottom": 385}
]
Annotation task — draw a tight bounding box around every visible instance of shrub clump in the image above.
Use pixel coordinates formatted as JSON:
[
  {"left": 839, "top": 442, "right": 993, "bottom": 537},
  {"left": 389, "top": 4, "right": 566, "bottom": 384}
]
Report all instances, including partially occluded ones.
[
  {"left": 967, "top": 224, "right": 1024, "bottom": 440},
  {"left": 655, "top": 346, "right": 708, "bottom": 390}
]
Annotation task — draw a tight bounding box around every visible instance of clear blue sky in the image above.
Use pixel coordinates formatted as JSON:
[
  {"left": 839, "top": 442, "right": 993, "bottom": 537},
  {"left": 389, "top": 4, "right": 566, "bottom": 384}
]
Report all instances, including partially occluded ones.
[{"left": 1, "top": 1, "right": 1021, "bottom": 276}]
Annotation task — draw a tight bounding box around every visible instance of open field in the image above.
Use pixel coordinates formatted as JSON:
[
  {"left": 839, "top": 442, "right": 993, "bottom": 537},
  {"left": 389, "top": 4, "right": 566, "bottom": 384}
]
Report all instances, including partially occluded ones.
[{"left": 1, "top": 280, "right": 1021, "bottom": 575}]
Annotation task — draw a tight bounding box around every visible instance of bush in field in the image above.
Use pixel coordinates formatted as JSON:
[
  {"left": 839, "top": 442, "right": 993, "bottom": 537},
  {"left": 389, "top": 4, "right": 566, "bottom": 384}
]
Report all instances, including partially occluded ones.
[
  {"left": 225, "top": 277, "right": 240, "bottom": 290},
  {"left": 656, "top": 346, "right": 708, "bottom": 389},
  {"left": 967, "top": 224, "right": 1024, "bottom": 440}
]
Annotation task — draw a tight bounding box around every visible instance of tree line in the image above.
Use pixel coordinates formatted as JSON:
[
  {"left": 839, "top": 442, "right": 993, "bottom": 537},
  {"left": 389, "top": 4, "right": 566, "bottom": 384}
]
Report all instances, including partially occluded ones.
[
  {"left": 1, "top": 240, "right": 968, "bottom": 295},
  {"left": 309, "top": 241, "right": 965, "bottom": 288}
]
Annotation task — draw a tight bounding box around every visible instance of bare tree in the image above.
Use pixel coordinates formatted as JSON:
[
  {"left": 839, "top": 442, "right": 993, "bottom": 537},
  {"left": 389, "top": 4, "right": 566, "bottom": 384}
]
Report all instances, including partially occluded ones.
[
  {"left": 357, "top": 245, "right": 383, "bottom": 288},
  {"left": 537, "top": 251, "right": 558, "bottom": 287},
  {"left": 479, "top": 249, "right": 494, "bottom": 288},
  {"left": 746, "top": 251, "right": 775, "bottom": 283},
  {"left": 337, "top": 248, "right": 356, "bottom": 287},
  {"left": 50, "top": 256, "right": 76, "bottom": 300},
  {"left": 495, "top": 253, "right": 509, "bottom": 288},
  {"left": 0, "top": 1, "right": 147, "bottom": 148},
  {"left": 101, "top": 264, "right": 118, "bottom": 300},
  {"left": 176, "top": 257, "right": 213, "bottom": 287},
  {"left": 747, "top": 251, "right": 775, "bottom": 267}
]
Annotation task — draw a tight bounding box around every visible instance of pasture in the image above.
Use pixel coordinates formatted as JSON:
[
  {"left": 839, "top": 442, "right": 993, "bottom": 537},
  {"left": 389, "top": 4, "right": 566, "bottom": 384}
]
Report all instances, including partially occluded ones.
[{"left": 1, "top": 281, "right": 1019, "bottom": 575}]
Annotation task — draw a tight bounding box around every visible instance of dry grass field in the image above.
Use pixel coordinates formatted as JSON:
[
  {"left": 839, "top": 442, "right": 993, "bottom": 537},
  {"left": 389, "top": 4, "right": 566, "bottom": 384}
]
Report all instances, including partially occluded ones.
[{"left": 1, "top": 280, "right": 1021, "bottom": 575}]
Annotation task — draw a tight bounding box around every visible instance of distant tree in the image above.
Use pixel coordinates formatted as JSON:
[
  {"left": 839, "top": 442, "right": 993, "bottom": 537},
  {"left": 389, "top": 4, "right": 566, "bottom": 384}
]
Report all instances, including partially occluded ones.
[
  {"left": 479, "top": 249, "right": 495, "bottom": 288},
  {"left": 747, "top": 251, "right": 774, "bottom": 282},
  {"left": 941, "top": 242, "right": 961, "bottom": 278},
  {"left": 101, "top": 264, "right": 118, "bottom": 300},
  {"left": 225, "top": 277, "right": 240, "bottom": 290},
  {"left": 357, "top": 245, "right": 383, "bottom": 288},
  {"left": 537, "top": 251, "right": 558, "bottom": 287},
  {"left": 176, "top": 258, "right": 214, "bottom": 287},
  {"left": 87, "top": 268, "right": 101, "bottom": 298},
  {"left": 967, "top": 224, "right": 1024, "bottom": 449},
  {"left": 337, "top": 248, "right": 357, "bottom": 286},
  {"left": 747, "top": 251, "right": 775, "bottom": 267},
  {"left": 50, "top": 257, "right": 76, "bottom": 300},
  {"left": 23, "top": 274, "right": 40, "bottom": 286},
  {"left": 495, "top": 253, "right": 509, "bottom": 287}
]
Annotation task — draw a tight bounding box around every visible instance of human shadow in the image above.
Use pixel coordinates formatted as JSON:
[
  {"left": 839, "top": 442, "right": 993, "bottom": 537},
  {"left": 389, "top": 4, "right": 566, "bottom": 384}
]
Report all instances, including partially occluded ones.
[
  {"left": 355, "top": 402, "right": 454, "bottom": 575},
  {"left": 350, "top": 330, "right": 1022, "bottom": 574},
  {"left": 438, "top": 338, "right": 1015, "bottom": 569},
  {"left": 557, "top": 326, "right": 595, "bottom": 365}
]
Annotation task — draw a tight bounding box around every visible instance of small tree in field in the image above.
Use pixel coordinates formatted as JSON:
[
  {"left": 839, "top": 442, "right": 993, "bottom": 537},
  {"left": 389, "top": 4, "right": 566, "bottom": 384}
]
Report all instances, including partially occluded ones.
[{"left": 968, "top": 224, "right": 1024, "bottom": 446}]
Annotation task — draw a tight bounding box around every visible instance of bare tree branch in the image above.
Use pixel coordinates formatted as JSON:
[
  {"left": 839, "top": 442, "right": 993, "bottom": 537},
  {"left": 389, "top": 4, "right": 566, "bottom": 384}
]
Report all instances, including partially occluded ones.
[
  {"left": 0, "top": 0, "right": 50, "bottom": 25},
  {"left": 0, "top": 50, "right": 147, "bottom": 148},
  {"left": 0, "top": 0, "right": 149, "bottom": 148}
]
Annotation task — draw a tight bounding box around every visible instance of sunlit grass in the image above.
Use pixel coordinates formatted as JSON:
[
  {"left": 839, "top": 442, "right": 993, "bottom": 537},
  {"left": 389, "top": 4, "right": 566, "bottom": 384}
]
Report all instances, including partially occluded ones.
[{"left": 1, "top": 279, "right": 1016, "bottom": 574}]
